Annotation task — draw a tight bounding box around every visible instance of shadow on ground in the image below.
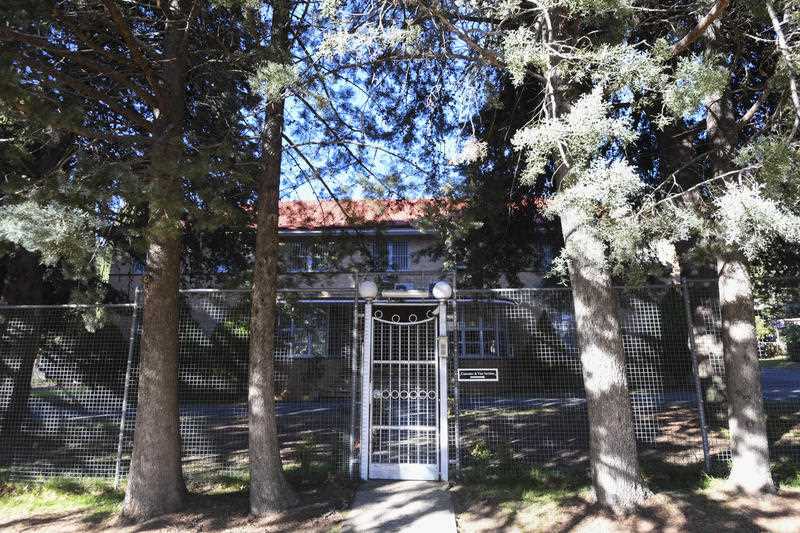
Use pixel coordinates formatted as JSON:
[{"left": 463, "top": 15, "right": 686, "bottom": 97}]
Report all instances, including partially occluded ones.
[
  {"left": 453, "top": 459, "right": 800, "bottom": 533},
  {"left": 0, "top": 470, "right": 356, "bottom": 533}
]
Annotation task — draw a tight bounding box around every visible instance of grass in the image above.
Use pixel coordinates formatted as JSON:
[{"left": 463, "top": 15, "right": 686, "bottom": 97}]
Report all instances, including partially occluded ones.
[
  {"left": 458, "top": 461, "right": 591, "bottom": 508},
  {"left": 186, "top": 470, "right": 250, "bottom": 495},
  {"left": 759, "top": 356, "right": 799, "bottom": 369},
  {"left": 0, "top": 476, "right": 123, "bottom": 523},
  {"left": 456, "top": 456, "right": 800, "bottom": 514},
  {"left": 772, "top": 457, "right": 800, "bottom": 488}
]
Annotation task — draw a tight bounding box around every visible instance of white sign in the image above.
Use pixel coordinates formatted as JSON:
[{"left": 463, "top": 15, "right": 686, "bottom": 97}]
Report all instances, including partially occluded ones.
[{"left": 458, "top": 368, "right": 499, "bottom": 382}]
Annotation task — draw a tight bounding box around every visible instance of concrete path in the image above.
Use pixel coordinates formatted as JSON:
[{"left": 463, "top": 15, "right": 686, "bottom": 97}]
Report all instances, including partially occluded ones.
[{"left": 345, "top": 481, "right": 458, "bottom": 533}]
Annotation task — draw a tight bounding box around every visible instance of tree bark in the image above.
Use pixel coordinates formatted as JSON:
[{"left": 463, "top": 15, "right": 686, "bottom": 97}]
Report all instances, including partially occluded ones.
[
  {"left": 541, "top": 9, "right": 649, "bottom": 511},
  {"left": 717, "top": 253, "right": 775, "bottom": 494},
  {"left": 122, "top": 3, "right": 189, "bottom": 520},
  {"left": 704, "top": 25, "right": 776, "bottom": 494},
  {"left": 247, "top": 0, "right": 297, "bottom": 515},
  {"left": 560, "top": 208, "right": 652, "bottom": 514}
]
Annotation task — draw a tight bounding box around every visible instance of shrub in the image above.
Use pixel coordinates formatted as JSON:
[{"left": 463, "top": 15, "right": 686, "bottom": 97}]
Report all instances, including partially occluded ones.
[
  {"left": 759, "top": 342, "right": 785, "bottom": 359},
  {"left": 755, "top": 316, "right": 776, "bottom": 341},
  {"left": 295, "top": 434, "right": 318, "bottom": 476},
  {"left": 463, "top": 439, "right": 493, "bottom": 482},
  {"left": 782, "top": 324, "right": 800, "bottom": 362}
]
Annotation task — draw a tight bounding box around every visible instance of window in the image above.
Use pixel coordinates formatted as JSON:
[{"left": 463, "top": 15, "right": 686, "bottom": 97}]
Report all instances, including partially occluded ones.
[
  {"left": 285, "top": 240, "right": 334, "bottom": 272},
  {"left": 132, "top": 260, "right": 146, "bottom": 275},
  {"left": 457, "top": 307, "right": 510, "bottom": 358},
  {"left": 275, "top": 307, "right": 329, "bottom": 358},
  {"left": 531, "top": 243, "right": 555, "bottom": 273},
  {"left": 372, "top": 240, "right": 410, "bottom": 271}
]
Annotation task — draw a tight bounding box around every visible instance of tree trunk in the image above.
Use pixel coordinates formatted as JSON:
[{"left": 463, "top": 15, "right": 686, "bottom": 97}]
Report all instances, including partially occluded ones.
[
  {"left": 122, "top": 4, "right": 188, "bottom": 520},
  {"left": 247, "top": 0, "right": 297, "bottom": 515},
  {"left": 717, "top": 253, "right": 775, "bottom": 494},
  {"left": 542, "top": 16, "right": 649, "bottom": 508},
  {"left": 560, "top": 208, "right": 651, "bottom": 514},
  {"left": 703, "top": 25, "right": 775, "bottom": 494},
  {"left": 0, "top": 248, "right": 45, "bottom": 456}
]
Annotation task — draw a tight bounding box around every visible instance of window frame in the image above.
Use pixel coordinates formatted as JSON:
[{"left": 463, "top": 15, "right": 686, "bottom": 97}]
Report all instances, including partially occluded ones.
[
  {"left": 276, "top": 306, "right": 331, "bottom": 359},
  {"left": 285, "top": 240, "right": 334, "bottom": 273},
  {"left": 457, "top": 309, "right": 511, "bottom": 359},
  {"left": 372, "top": 239, "right": 410, "bottom": 272}
]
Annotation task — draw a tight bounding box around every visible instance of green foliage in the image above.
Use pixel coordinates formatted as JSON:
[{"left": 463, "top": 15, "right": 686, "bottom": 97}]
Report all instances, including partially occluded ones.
[
  {"left": 761, "top": 342, "right": 786, "bottom": 360},
  {"left": 0, "top": 200, "right": 109, "bottom": 279},
  {"left": 295, "top": 434, "right": 319, "bottom": 477},
  {"left": 249, "top": 62, "right": 299, "bottom": 102},
  {"left": 663, "top": 56, "right": 729, "bottom": 119},
  {"left": 782, "top": 324, "right": 800, "bottom": 362},
  {"left": 772, "top": 457, "right": 800, "bottom": 488},
  {"left": 512, "top": 87, "right": 637, "bottom": 184},
  {"left": 756, "top": 316, "right": 775, "bottom": 340}
]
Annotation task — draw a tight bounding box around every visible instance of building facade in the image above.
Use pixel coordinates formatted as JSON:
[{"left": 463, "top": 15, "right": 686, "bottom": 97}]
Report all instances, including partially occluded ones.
[{"left": 110, "top": 198, "right": 557, "bottom": 297}]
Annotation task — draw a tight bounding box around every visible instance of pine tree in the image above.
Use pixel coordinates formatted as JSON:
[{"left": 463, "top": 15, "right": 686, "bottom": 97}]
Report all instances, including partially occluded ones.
[{"left": 0, "top": 0, "right": 249, "bottom": 519}]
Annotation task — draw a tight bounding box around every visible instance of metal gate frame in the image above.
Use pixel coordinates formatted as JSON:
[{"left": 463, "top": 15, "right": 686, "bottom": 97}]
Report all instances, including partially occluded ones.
[{"left": 359, "top": 298, "right": 449, "bottom": 481}]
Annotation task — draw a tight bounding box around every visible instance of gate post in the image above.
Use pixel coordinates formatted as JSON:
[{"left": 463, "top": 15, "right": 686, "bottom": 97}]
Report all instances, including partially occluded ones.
[
  {"left": 437, "top": 299, "right": 449, "bottom": 482},
  {"left": 450, "top": 271, "right": 461, "bottom": 474},
  {"left": 114, "top": 286, "right": 139, "bottom": 488},
  {"left": 681, "top": 279, "right": 712, "bottom": 472},
  {"left": 348, "top": 273, "right": 360, "bottom": 479},
  {"left": 359, "top": 293, "right": 374, "bottom": 480}
]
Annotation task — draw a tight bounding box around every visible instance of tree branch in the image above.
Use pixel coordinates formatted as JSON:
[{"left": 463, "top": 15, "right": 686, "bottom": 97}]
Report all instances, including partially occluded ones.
[
  {"left": 0, "top": 28, "right": 159, "bottom": 110},
  {"left": 101, "top": 0, "right": 162, "bottom": 96},
  {"left": 26, "top": 56, "right": 151, "bottom": 132},
  {"left": 670, "top": 0, "right": 731, "bottom": 56},
  {"left": 766, "top": 0, "right": 800, "bottom": 123}
]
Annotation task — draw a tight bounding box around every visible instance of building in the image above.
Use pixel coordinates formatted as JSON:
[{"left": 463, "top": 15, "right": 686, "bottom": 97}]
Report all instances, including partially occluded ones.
[
  {"left": 110, "top": 198, "right": 557, "bottom": 297},
  {"left": 101, "top": 198, "right": 700, "bottom": 485}
]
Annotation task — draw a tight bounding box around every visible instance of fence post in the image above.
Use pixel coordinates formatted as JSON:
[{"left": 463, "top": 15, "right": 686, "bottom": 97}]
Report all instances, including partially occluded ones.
[
  {"left": 450, "top": 271, "right": 461, "bottom": 474},
  {"left": 348, "top": 273, "right": 360, "bottom": 479},
  {"left": 114, "top": 286, "right": 139, "bottom": 488},
  {"left": 680, "top": 279, "right": 712, "bottom": 472}
]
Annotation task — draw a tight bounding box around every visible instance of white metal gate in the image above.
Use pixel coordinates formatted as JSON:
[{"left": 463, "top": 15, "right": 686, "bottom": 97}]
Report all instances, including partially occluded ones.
[{"left": 360, "top": 301, "right": 449, "bottom": 481}]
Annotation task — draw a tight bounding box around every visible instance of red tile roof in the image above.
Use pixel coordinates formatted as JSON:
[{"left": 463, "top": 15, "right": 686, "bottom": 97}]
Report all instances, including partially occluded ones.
[{"left": 278, "top": 199, "right": 435, "bottom": 230}]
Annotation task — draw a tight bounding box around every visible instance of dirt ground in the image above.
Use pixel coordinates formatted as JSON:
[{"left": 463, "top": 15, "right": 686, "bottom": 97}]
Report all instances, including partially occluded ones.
[
  {"left": 454, "top": 483, "right": 800, "bottom": 533},
  {"left": 0, "top": 484, "right": 354, "bottom": 533},
  {"left": 3, "top": 478, "right": 800, "bottom": 532}
]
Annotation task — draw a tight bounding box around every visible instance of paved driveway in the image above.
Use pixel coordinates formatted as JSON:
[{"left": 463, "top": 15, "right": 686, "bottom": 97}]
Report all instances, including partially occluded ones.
[{"left": 761, "top": 365, "right": 800, "bottom": 402}]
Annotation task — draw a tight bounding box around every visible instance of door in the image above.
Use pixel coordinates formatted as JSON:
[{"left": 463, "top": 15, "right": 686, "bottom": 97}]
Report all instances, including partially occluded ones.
[{"left": 360, "top": 303, "right": 448, "bottom": 481}]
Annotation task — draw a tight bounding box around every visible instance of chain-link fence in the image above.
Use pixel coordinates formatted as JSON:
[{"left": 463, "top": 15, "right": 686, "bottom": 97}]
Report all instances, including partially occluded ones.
[{"left": 1, "top": 280, "right": 798, "bottom": 482}]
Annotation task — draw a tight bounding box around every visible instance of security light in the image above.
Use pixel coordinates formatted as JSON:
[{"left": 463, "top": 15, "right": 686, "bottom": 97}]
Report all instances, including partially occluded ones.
[
  {"left": 358, "top": 280, "right": 379, "bottom": 299},
  {"left": 432, "top": 280, "right": 453, "bottom": 300}
]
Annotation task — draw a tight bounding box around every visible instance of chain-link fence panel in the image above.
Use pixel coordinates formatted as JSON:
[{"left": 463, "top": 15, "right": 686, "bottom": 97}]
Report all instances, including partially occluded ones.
[
  {"left": 2, "top": 280, "right": 798, "bottom": 483},
  {"left": 687, "top": 279, "right": 800, "bottom": 470},
  {"left": 618, "top": 286, "right": 707, "bottom": 466},
  {"left": 0, "top": 304, "right": 136, "bottom": 479},
  {"left": 453, "top": 289, "right": 589, "bottom": 472},
  {"left": 121, "top": 289, "right": 360, "bottom": 481},
  {"left": 451, "top": 286, "right": 713, "bottom": 474},
  {"left": 684, "top": 281, "right": 731, "bottom": 465}
]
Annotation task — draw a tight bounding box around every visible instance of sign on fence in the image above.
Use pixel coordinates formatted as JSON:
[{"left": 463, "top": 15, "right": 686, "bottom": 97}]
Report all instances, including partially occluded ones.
[{"left": 458, "top": 368, "right": 499, "bottom": 382}]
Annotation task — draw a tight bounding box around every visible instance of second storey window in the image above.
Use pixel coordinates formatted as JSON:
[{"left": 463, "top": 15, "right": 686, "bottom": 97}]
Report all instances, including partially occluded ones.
[
  {"left": 286, "top": 240, "right": 334, "bottom": 272},
  {"left": 531, "top": 243, "right": 555, "bottom": 273},
  {"left": 372, "top": 239, "right": 410, "bottom": 271}
]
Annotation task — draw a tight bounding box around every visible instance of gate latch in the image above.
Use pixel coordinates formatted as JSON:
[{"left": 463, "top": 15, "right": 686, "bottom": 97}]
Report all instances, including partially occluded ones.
[{"left": 438, "top": 336, "right": 449, "bottom": 359}]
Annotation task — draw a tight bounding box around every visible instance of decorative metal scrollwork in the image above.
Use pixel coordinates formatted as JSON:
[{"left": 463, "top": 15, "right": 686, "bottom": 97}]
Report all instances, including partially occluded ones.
[{"left": 372, "top": 389, "right": 437, "bottom": 400}]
